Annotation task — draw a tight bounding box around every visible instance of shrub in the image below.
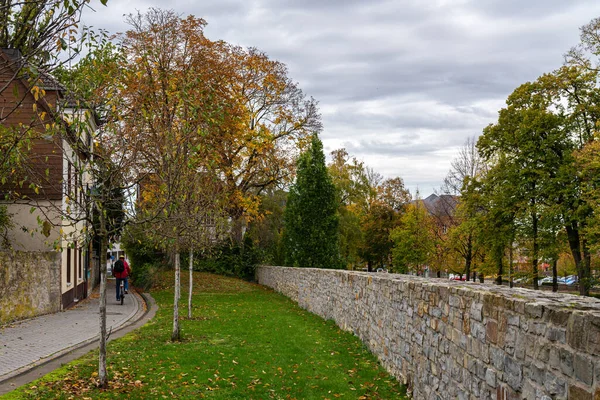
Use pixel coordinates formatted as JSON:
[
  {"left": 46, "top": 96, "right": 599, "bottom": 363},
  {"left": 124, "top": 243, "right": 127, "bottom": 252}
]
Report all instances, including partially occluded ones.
[
  {"left": 130, "top": 262, "right": 160, "bottom": 290},
  {"left": 183, "top": 236, "right": 259, "bottom": 281},
  {"left": 121, "top": 225, "right": 166, "bottom": 290}
]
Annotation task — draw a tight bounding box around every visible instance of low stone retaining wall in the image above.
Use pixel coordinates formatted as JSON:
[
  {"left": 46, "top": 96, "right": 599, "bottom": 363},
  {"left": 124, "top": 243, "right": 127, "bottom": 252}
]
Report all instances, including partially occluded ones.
[
  {"left": 257, "top": 266, "right": 600, "bottom": 399},
  {"left": 0, "top": 251, "right": 61, "bottom": 324}
]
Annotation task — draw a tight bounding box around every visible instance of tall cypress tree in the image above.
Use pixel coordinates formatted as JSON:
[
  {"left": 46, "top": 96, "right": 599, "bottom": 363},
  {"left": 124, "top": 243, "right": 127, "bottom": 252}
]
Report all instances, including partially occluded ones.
[{"left": 284, "top": 134, "right": 340, "bottom": 268}]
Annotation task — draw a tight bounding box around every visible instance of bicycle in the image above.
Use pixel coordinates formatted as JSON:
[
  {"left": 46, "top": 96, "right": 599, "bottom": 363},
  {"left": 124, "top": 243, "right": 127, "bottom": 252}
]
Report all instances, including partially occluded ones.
[{"left": 119, "top": 279, "right": 125, "bottom": 305}]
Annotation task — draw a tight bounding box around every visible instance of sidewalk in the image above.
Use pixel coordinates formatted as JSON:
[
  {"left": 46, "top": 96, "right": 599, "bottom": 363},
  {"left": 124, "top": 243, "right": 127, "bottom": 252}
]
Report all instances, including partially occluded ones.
[{"left": 0, "top": 278, "right": 151, "bottom": 392}]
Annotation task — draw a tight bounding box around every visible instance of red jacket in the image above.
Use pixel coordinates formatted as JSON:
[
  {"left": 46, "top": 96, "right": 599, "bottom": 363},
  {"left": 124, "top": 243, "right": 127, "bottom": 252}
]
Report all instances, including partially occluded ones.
[{"left": 114, "top": 260, "right": 131, "bottom": 279}]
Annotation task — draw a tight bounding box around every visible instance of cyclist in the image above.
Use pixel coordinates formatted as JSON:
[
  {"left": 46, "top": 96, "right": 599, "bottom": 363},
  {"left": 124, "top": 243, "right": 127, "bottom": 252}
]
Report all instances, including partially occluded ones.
[{"left": 113, "top": 255, "right": 131, "bottom": 302}]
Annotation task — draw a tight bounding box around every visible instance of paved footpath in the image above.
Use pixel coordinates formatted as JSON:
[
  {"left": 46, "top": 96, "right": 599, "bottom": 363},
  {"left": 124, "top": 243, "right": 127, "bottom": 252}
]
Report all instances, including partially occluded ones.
[{"left": 0, "top": 278, "right": 154, "bottom": 394}]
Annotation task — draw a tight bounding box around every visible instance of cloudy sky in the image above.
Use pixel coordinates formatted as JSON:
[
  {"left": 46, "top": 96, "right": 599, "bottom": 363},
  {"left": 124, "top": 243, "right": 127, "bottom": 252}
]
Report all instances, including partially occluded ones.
[{"left": 83, "top": 0, "right": 600, "bottom": 196}]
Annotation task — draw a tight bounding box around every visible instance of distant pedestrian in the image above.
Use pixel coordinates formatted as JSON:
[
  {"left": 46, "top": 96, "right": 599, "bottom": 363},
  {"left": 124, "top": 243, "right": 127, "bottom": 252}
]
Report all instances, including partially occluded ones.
[{"left": 113, "top": 255, "right": 131, "bottom": 302}]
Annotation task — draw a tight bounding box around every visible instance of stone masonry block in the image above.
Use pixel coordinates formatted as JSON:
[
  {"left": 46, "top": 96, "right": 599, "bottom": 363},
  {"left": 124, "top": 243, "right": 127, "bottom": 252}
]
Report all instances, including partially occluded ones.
[
  {"left": 543, "top": 370, "right": 567, "bottom": 397},
  {"left": 559, "top": 347, "right": 574, "bottom": 377},
  {"left": 449, "top": 295, "right": 461, "bottom": 308},
  {"left": 507, "top": 314, "right": 520, "bottom": 327},
  {"left": 525, "top": 362, "right": 546, "bottom": 386},
  {"left": 525, "top": 303, "right": 544, "bottom": 319},
  {"left": 513, "top": 299, "right": 526, "bottom": 315},
  {"left": 504, "top": 355, "right": 523, "bottom": 391},
  {"left": 470, "top": 302, "right": 483, "bottom": 322},
  {"left": 485, "top": 368, "right": 497, "bottom": 388},
  {"left": 483, "top": 294, "right": 499, "bottom": 320},
  {"left": 486, "top": 320, "right": 498, "bottom": 344},
  {"left": 569, "top": 384, "right": 593, "bottom": 400},
  {"left": 574, "top": 354, "right": 594, "bottom": 386},
  {"left": 567, "top": 313, "right": 589, "bottom": 352},
  {"left": 545, "top": 308, "right": 571, "bottom": 327},
  {"left": 587, "top": 316, "right": 600, "bottom": 356}
]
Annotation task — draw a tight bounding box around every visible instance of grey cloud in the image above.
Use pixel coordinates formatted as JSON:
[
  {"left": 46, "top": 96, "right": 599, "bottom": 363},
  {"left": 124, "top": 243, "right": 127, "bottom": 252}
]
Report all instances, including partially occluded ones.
[
  {"left": 81, "top": 0, "right": 600, "bottom": 193},
  {"left": 471, "top": 0, "right": 588, "bottom": 19},
  {"left": 344, "top": 140, "right": 444, "bottom": 157}
]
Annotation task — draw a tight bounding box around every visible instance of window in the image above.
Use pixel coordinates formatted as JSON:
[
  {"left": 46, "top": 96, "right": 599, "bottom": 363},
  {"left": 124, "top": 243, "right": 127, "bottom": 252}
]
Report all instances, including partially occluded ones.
[
  {"left": 79, "top": 247, "right": 83, "bottom": 279},
  {"left": 66, "top": 248, "right": 71, "bottom": 284},
  {"left": 67, "top": 162, "right": 72, "bottom": 196},
  {"left": 74, "top": 242, "right": 78, "bottom": 279},
  {"left": 74, "top": 169, "right": 78, "bottom": 203}
]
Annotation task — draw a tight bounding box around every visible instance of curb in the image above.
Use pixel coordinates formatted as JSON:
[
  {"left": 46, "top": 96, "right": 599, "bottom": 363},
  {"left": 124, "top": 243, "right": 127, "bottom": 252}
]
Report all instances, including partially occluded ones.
[{"left": 0, "top": 290, "right": 157, "bottom": 395}]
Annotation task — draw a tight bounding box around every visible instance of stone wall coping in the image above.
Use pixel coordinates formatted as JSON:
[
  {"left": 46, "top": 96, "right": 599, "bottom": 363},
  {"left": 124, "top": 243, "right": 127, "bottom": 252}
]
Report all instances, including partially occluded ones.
[{"left": 259, "top": 266, "right": 600, "bottom": 315}]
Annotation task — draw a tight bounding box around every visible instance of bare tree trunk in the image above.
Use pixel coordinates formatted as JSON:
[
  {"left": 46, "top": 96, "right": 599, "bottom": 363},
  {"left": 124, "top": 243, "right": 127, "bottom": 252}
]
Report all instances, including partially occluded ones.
[
  {"left": 231, "top": 212, "right": 245, "bottom": 245},
  {"left": 532, "top": 209, "right": 539, "bottom": 290},
  {"left": 552, "top": 258, "right": 558, "bottom": 292},
  {"left": 98, "top": 216, "right": 108, "bottom": 388},
  {"left": 495, "top": 245, "right": 503, "bottom": 286},
  {"left": 509, "top": 240, "right": 513, "bottom": 288},
  {"left": 565, "top": 223, "right": 590, "bottom": 296},
  {"left": 582, "top": 239, "right": 592, "bottom": 296},
  {"left": 172, "top": 243, "right": 181, "bottom": 342},
  {"left": 464, "top": 234, "right": 472, "bottom": 279},
  {"left": 188, "top": 247, "right": 193, "bottom": 319}
]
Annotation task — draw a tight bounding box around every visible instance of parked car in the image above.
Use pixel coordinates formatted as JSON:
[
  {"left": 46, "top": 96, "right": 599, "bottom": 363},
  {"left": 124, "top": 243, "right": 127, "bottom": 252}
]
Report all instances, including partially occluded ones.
[
  {"left": 449, "top": 274, "right": 466, "bottom": 281},
  {"left": 539, "top": 276, "right": 554, "bottom": 285},
  {"left": 535, "top": 275, "right": 578, "bottom": 286}
]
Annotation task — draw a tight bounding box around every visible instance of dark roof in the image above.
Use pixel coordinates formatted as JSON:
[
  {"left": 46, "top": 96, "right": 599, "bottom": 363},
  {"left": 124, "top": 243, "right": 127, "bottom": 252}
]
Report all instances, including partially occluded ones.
[
  {"left": 420, "top": 194, "right": 458, "bottom": 217},
  {"left": 1, "top": 48, "right": 65, "bottom": 91}
]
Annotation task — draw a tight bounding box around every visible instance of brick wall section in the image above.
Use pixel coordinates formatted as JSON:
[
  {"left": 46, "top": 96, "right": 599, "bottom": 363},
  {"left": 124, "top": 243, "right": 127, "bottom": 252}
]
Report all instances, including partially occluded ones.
[
  {"left": 257, "top": 266, "right": 600, "bottom": 399},
  {"left": 0, "top": 251, "right": 61, "bottom": 324}
]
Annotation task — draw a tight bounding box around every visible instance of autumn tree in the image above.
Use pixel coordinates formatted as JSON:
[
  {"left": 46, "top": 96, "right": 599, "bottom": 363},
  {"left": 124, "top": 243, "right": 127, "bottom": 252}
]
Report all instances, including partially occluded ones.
[
  {"left": 478, "top": 77, "right": 568, "bottom": 289},
  {"left": 113, "top": 9, "right": 229, "bottom": 342},
  {"left": 327, "top": 149, "right": 410, "bottom": 271},
  {"left": 328, "top": 149, "right": 371, "bottom": 268},
  {"left": 390, "top": 195, "right": 436, "bottom": 274},
  {"left": 358, "top": 201, "right": 397, "bottom": 271},
  {"left": 358, "top": 176, "right": 410, "bottom": 271},
  {"left": 465, "top": 163, "right": 519, "bottom": 285},
  {"left": 246, "top": 189, "right": 287, "bottom": 265},
  {"left": 211, "top": 46, "right": 322, "bottom": 243},
  {"left": 284, "top": 134, "right": 340, "bottom": 268},
  {"left": 441, "top": 136, "right": 487, "bottom": 279}
]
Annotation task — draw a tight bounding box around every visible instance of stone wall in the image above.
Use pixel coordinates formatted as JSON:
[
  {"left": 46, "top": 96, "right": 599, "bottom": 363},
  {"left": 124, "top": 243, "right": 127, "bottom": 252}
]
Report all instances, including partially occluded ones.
[
  {"left": 257, "top": 266, "right": 600, "bottom": 399},
  {"left": 0, "top": 251, "right": 61, "bottom": 324}
]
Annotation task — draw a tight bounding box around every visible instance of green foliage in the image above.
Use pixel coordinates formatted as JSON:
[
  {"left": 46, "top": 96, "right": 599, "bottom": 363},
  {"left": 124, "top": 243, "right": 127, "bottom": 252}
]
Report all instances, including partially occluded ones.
[
  {"left": 390, "top": 202, "right": 436, "bottom": 274},
  {"left": 0, "top": 1, "right": 106, "bottom": 67},
  {"left": 121, "top": 225, "right": 168, "bottom": 290},
  {"left": 284, "top": 135, "right": 341, "bottom": 269},
  {"left": 327, "top": 149, "right": 372, "bottom": 268},
  {"left": 54, "top": 41, "right": 121, "bottom": 118},
  {"left": 246, "top": 190, "right": 286, "bottom": 265},
  {"left": 0, "top": 205, "right": 13, "bottom": 248},
  {"left": 121, "top": 226, "right": 165, "bottom": 268},
  {"left": 129, "top": 262, "right": 159, "bottom": 291},
  {"left": 186, "top": 237, "right": 260, "bottom": 281},
  {"left": 337, "top": 206, "right": 364, "bottom": 268},
  {"left": 359, "top": 202, "right": 397, "bottom": 270}
]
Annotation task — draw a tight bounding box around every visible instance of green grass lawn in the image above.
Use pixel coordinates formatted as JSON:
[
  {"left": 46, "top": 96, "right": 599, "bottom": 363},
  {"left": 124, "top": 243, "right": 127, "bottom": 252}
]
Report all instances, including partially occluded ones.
[{"left": 4, "top": 272, "right": 406, "bottom": 399}]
